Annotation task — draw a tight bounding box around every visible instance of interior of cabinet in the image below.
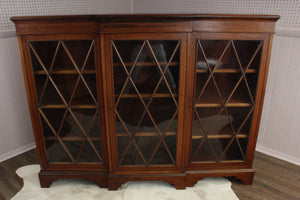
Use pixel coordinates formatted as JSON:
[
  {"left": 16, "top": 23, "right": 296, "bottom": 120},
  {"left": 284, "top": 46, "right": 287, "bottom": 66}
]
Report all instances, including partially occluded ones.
[
  {"left": 29, "top": 40, "right": 104, "bottom": 164},
  {"left": 112, "top": 40, "right": 180, "bottom": 166},
  {"left": 191, "top": 39, "right": 262, "bottom": 163}
]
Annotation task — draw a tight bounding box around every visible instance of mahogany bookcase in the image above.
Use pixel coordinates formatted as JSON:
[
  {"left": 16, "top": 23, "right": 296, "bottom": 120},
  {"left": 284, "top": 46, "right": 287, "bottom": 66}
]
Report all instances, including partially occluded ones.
[{"left": 11, "top": 14, "right": 279, "bottom": 190}]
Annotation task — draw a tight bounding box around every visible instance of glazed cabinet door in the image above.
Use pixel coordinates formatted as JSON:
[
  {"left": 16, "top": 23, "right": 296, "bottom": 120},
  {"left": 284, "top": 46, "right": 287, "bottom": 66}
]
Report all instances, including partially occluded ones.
[
  {"left": 22, "top": 34, "right": 107, "bottom": 170},
  {"left": 185, "top": 33, "right": 270, "bottom": 167},
  {"left": 104, "top": 34, "right": 187, "bottom": 171}
]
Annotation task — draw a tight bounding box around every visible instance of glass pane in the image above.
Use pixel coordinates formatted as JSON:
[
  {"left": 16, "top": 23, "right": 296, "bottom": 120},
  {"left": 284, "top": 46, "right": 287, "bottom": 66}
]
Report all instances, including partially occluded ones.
[
  {"left": 191, "top": 138, "right": 216, "bottom": 162},
  {"left": 197, "top": 40, "right": 262, "bottom": 72},
  {"left": 226, "top": 107, "right": 253, "bottom": 133},
  {"left": 63, "top": 40, "right": 92, "bottom": 70},
  {"left": 38, "top": 78, "right": 65, "bottom": 105},
  {"left": 246, "top": 73, "right": 259, "bottom": 100},
  {"left": 221, "top": 139, "right": 244, "bottom": 161},
  {"left": 191, "top": 39, "right": 262, "bottom": 163},
  {"left": 49, "top": 141, "right": 73, "bottom": 163},
  {"left": 196, "top": 40, "right": 227, "bottom": 71},
  {"left": 50, "top": 74, "right": 78, "bottom": 103},
  {"left": 195, "top": 77, "right": 222, "bottom": 105},
  {"left": 71, "top": 78, "right": 96, "bottom": 105},
  {"left": 45, "top": 139, "right": 56, "bottom": 161},
  {"left": 113, "top": 40, "right": 180, "bottom": 166},
  {"left": 30, "top": 41, "right": 58, "bottom": 72},
  {"left": 234, "top": 40, "right": 262, "bottom": 70},
  {"left": 77, "top": 141, "right": 102, "bottom": 163},
  {"left": 214, "top": 73, "right": 240, "bottom": 101},
  {"left": 228, "top": 79, "right": 253, "bottom": 105},
  {"left": 29, "top": 40, "right": 103, "bottom": 164},
  {"left": 71, "top": 108, "right": 98, "bottom": 134},
  {"left": 40, "top": 108, "right": 66, "bottom": 133}
]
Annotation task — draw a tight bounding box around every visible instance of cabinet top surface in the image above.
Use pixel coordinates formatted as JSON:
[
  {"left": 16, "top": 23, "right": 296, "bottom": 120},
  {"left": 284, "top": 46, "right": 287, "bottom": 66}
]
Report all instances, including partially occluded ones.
[
  {"left": 11, "top": 14, "right": 279, "bottom": 35},
  {"left": 11, "top": 14, "right": 280, "bottom": 23}
]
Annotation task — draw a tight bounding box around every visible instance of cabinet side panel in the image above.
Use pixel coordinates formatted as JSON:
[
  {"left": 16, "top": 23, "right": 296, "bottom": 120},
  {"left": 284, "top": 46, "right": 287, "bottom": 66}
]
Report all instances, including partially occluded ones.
[{"left": 246, "top": 34, "right": 272, "bottom": 165}]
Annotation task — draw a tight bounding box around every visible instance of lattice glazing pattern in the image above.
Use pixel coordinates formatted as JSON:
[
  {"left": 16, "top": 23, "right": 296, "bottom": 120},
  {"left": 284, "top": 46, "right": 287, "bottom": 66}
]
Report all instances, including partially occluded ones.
[
  {"left": 29, "top": 40, "right": 103, "bottom": 164},
  {"left": 191, "top": 39, "right": 263, "bottom": 162},
  {"left": 112, "top": 40, "right": 180, "bottom": 166}
]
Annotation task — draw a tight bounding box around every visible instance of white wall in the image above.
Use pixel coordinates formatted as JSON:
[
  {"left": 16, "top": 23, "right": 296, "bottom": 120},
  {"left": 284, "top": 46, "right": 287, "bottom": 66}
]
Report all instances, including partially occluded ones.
[
  {"left": 0, "top": 0, "right": 133, "bottom": 32},
  {"left": 257, "top": 35, "right": 300, "bottom": 165},
  {"left": 0, "top": 36, "right": 35, "bottom": 161},
  {"left": 133, "top": 0, "right": 300, "bottom": 30},
  {"left": 1, "top": 1, "right": 299, "bottom": 165}
]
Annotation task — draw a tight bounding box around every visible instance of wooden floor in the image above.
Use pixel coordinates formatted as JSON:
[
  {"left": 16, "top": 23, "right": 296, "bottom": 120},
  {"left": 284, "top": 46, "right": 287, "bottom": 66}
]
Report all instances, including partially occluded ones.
[{"left": 0, "top": 149, "right": 299, "bottom": 200}]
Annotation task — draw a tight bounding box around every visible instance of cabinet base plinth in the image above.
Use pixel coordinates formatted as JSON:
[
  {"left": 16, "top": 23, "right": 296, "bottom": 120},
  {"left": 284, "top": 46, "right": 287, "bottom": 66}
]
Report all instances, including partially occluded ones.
[
  {"left": 39, "top": 171, "right": 108, "bottom": 188},
  {"left": 107, "top": 173, "right": 186, "bottom": 190},
  {"left": 38, "top": 169, "right": 254, "bottom": 189},
  {"left": 186, "top": 169, "right": 255, "bottom": 187}
]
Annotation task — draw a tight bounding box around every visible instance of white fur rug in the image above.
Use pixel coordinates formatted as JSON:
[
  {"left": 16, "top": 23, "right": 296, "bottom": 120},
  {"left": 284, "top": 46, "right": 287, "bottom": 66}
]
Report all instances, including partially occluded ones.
[{"left": 12, "top": 165, "right": 239, "bottom": 200}]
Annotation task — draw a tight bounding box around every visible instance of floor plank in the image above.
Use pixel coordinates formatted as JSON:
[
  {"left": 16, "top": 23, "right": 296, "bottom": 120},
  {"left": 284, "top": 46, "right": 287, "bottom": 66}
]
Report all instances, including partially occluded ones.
[
  {"left": 0, "top": 150, "right": 299, "bottom": 200},
  {"left": 0, "top": 149, "right": 38, "bottom": 200},
  {"left": 231, "top": 152, "right": 300, "bottom": 200}
]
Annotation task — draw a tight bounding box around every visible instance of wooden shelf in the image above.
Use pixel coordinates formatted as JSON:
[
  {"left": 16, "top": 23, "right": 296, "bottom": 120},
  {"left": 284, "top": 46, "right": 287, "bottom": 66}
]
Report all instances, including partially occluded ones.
[
  {"left": 194, "top": 96, "right": 253, "bottom": 108},
  {"left": 192, "top": 133, "right": 248, "bottom": 139},
  {"left": 191, "top": 160, "right": 244, "bottom": 164},
  {"left": 40, "top": 104, "right": 97, "bottom": 109},
  {"left": 195, "top": 98, "right": 252, "bottom": 108},
  {"left": 195, "top": 102, "right": 252, "bottom": 107},
  {"left": 196, "top": 68, "right": 257, "bottom": 73},
  {"left": 115, "top": 93, "right": 178, "bottom": 98},
  {"left": 45, "top": 136, "right": 101, "bottom": 141},
  {"left": 113, "top": 61, "right": 178, "bottom": 67},
  {"left": 225, "top": 102, "right": 252, "bottom": 107},
  {"left": 34, "top": 69, "right": 96, "bottom": 75},
  {"left": 117, "top": 132, "right": 176, "bottom": 137}
]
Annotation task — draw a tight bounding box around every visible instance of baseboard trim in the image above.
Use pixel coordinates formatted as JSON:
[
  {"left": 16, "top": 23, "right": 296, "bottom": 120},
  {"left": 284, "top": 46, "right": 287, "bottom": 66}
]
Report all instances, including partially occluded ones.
[
  {"left": 256, "top": 144, "right": 300, "bottom": 166},
  {"left": 0, "top": 142, "right": 36, "bottom": 162}
]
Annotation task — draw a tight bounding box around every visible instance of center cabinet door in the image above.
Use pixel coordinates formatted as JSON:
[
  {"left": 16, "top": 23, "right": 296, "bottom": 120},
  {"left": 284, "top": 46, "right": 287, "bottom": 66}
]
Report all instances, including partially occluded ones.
[{"left": 104, "top": 33, "right": 187, "bottom": 172}]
